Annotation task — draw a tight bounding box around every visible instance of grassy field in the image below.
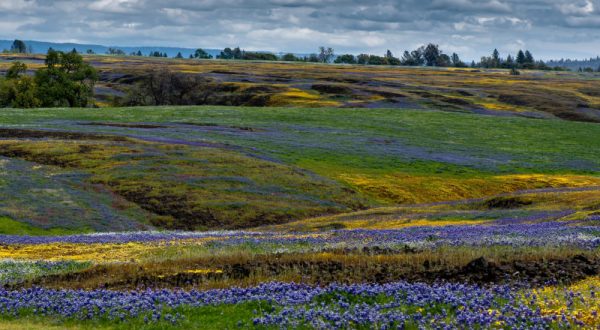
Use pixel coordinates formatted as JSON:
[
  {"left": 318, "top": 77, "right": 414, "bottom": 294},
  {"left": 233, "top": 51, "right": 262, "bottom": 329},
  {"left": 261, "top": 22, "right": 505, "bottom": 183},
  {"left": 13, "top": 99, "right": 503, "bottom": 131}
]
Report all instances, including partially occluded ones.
[
  {"left": 0, "top": 58, "right": 600, "bottom": 328},
  {"left": 0, "top": 106, "right": 598, "bottom": 231}
]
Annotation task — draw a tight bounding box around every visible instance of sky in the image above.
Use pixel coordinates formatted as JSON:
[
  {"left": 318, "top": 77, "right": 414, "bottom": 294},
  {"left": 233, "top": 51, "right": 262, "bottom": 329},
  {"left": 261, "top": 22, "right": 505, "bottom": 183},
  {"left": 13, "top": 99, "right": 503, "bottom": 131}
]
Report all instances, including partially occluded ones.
[{"left": 2, "top": 0, "right": 600, "bottom": 61}]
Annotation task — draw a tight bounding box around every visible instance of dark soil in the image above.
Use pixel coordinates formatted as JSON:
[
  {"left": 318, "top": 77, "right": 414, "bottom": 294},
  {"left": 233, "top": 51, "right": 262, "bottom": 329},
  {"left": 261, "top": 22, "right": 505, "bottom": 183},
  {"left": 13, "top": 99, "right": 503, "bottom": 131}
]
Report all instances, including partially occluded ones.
[
  {"left": 22, "top": 253, "right": 600, "bottom": 290},
  {"left": 311, "top": 84, "right": 353, "bottom": 95},
  {"left": 0, "top": 128, "right": 128, "bottom": 141},
  {"left": 482, "top": 196, "right": 533, "bottom": 209}
]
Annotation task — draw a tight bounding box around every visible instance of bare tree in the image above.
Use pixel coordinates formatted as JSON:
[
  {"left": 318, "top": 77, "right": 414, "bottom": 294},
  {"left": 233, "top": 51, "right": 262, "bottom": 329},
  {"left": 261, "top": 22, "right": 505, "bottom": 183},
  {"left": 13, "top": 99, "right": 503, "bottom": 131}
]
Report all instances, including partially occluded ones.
[{"left": 318, "top": 47, "right": 335, "bottom": 63}]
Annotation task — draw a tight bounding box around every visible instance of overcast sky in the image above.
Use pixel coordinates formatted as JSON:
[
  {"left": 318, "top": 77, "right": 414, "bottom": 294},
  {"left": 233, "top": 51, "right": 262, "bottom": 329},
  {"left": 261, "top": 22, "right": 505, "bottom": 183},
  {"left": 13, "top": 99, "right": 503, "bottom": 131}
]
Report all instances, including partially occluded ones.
[{"left": 2, "top": 0, "right": 600, "bottom": 60}]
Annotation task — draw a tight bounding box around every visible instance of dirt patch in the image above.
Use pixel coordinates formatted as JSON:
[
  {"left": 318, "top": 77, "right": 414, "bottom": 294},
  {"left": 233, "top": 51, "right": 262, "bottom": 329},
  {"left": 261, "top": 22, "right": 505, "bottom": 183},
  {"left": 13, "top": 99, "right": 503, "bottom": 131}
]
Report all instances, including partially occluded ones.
[
  {"left": 497, "top": 94, "right": 531, "bottom": 106},
  {"left": 456, "top": 90, "right": 475, "bottom": 97},
  {"left": 311, "top": 84, "right": 353, "bottom": 95},
  {"left": 482, "top": 196, "right": 533, "bottom": 209},
  {"left": 0, "top": 128, "right": 128, "bottom": 141},
  {"left": 24, "top": 253, "right": 600, "bottom": 290}
]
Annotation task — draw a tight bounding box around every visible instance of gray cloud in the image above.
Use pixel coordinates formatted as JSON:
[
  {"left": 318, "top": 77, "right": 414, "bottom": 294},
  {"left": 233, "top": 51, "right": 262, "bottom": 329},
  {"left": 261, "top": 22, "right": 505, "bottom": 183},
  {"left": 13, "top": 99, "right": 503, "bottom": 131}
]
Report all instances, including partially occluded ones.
[{"left": 1, "top": 0, "right": 600, "bottom": 60}]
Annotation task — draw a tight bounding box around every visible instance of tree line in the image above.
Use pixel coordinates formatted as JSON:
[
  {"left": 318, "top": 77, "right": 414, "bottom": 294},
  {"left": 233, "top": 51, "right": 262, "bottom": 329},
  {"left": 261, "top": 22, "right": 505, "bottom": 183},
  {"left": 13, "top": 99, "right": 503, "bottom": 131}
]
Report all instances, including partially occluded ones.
[{"left": 3, "top": 39, "right": 569, "bottom": 71}]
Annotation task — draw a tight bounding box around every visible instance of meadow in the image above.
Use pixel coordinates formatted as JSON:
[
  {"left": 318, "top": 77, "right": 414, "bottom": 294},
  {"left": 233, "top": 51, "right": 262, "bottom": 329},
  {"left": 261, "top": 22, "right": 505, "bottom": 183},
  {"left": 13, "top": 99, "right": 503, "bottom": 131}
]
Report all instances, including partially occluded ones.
[{"left": 0, "top": 57, "right": 599, "bottom": 329}]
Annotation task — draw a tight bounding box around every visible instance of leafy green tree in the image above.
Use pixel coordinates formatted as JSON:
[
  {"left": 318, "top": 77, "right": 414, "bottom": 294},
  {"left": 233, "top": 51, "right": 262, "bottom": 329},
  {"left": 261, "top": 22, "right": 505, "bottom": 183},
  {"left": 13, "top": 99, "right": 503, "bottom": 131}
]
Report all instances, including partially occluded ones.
[
  {"left": 281, "top": 53, "right": 300, "bottom": 61},
  {"left": 384, "top": 50, "right": 401, "bottom": 65},
  {"left": 401, "top": 49, "right": 424, "bottom": 66},
  {"left": 175, "top": 52, "right": 183, "bottom": 59},
  {"left": 356, "top": 54, "right": 370, "bottom": 65},
  {"left": 307, "top": 54, "right": 320, "bottom": 62},
  {"left": 34, "top": 49, "right": 98, "bottom": 107},
  {"left": 218, "top": 47, "right": 234, "bottom": 59},
  {"left": 334, "top": 54, "right": 356, "bottom": 64},
  {"left": 194, "top": 48, "right": 212, "bottom": 59},
  {"left": 367, "top": 55, "right": 386, "bottom": 65},
  {"left": 106, "top": 48, "right": 125, "bottom": 55},
  {"left": 0, "top": 62, "right": 40, "bottom": 108},
  {"left": 423, "top": 44, "right": 442, "bottom": 66},
  {"left": 451, "top": 53, "right": 466, "bottom": 67},
  {"left": 10, "top": 40, "right": 27, "bottom": 53},
  {"left": 6, "top": 61, "right": 27, "bottom": 79}
]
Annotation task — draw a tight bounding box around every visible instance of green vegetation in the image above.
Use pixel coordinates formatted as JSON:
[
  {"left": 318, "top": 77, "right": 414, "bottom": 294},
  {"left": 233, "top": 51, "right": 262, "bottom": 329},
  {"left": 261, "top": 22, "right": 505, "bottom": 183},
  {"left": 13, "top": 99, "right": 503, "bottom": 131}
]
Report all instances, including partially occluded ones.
[
  {"left": 0, "top": 105, "right": 597, "bottom": 232},
  {"left": 0, "top": 50, "right": 97, "bottom": 108},
  {"left": 0, "top": 217, "right": 78, "bottom": 235}
]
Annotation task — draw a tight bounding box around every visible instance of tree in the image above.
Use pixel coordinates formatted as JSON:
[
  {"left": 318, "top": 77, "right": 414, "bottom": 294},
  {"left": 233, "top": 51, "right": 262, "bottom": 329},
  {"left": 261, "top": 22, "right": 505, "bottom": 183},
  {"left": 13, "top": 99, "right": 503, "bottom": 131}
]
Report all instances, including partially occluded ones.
[
  {"left": 356, "top": 54, "right": 370, "bottom": 65},
  {"left": 217, "top": 47, "right": 242, "bottom": 59},
  {"left": 123, "top": 69, "right": 213, "bottom": 106},
  {"left": 218, "top": 47, "right": 234, "bottom": 59},
  {"left": 516, "top": 50, "right": 526, "bottom": 66},
  {"left": 318, "top": 47, "right": 335, "bottom": 63},
  {"left": 384, "top": 50, "right": 401, "bottom": 65},
  {"left": 232, "top": 47, "right": 242, "bottom": 59},
  {"left": 281, "top": 53, "right": 300, "bottom": 61},
  {"left": 34, "top": 49, "right": 98, "bottom": 107},
  {"left": 401, "top": 48, "right": 424, "bottom": 66},
  {"left": 10, "top": 40, "right": 27, "bottom": 53},
  {"left": 71, "top": 48, "right": 78, "bottom": 54},
  {"left": 334, "top": 54, "right": 356, "bottom": 64},
  {"left": 0, "top": 62, "right": 40, "bottom": 108},
  {"left": 6, "top": 61, "right": 27, "bottom": 79},
  {"left": 367, "top": 55, "right": 387, "bottom": 65},
  {"left": 524, "top": 50, "right": 534, "bottom": 64},
  {"left": 175, "top": 52, "right": 183, "bottom": 59},
  {"left": 194, "top": 48, "right": 212, "bottom": 59},
  {"left": 307, "top": 54, "right": 320, "bottom": 62},
  {"left": 506, "top": 55, "right": 514, "bottom": 67},
  {"left": 106, "top": 48, "right": 125, "bottom": 55},
  {"left": 451, "top": 53, "right": 465, "bottom": 67},
  {"left": 492, "top": 48, "right": 500, "bottom": 68},
  {"left": 423, "top": 44, "right": 442, "bottom": 66},
  {"left": 86, "top": 49, "right": 95, "bottom": 55}
]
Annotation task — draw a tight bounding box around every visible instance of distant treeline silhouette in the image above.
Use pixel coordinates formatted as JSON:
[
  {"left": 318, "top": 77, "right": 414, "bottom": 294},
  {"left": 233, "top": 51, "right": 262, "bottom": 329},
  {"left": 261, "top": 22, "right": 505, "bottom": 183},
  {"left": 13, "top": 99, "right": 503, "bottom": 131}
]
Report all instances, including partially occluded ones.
[{"left": 0, "top": 38, "right": 586, "bottom": 72}]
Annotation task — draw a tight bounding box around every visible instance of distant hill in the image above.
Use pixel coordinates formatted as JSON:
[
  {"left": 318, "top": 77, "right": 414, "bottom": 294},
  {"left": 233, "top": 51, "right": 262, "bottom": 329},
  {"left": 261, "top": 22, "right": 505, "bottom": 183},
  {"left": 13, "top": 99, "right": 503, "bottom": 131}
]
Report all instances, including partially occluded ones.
[
  {"left": 0, "top": 39, "right": 223, "bottom": 58},
  {"left": 0, "top": 39, "right": 314, "bottom": 60},
  {"left": 546, "top": 57, "right": 600, "bottom": 71},
  {"left": 0, "top": 40, "right": 298, "bottom": 59}
]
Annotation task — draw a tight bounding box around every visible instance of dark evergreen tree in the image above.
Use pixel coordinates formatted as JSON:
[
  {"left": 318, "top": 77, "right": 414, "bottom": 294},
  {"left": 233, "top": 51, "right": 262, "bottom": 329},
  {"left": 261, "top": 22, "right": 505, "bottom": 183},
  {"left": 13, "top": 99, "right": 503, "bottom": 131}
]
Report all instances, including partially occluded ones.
[
  {"left": 10, "top": 40, "right": 27, "bottom": 53},
  {"left": 516, "top": 50, "right": 526, "bottom": 66},
  {"left": 492, "top": 48, "right": 500, "bottom": 68}
]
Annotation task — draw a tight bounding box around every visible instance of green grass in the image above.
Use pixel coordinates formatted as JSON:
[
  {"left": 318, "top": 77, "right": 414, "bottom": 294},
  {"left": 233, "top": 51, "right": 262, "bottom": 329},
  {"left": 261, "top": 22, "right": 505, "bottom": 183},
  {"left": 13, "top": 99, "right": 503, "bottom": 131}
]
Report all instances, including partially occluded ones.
[
  {"left": 0, "top": 105, "right": 599, "bottom": 229},
  {"left": 0, "top": 106, "right": 598, "bottom": 174},
  {"left": 0, "top": 216, "right": 79, "bottom": 236}
]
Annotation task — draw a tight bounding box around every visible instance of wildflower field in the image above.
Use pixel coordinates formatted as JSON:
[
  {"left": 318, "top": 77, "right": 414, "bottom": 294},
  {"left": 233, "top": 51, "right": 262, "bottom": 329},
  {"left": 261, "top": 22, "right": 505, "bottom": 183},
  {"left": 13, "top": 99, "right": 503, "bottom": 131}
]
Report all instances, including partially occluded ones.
[{"left": 0, "top": 59, "right": 599, "bottom": 328}]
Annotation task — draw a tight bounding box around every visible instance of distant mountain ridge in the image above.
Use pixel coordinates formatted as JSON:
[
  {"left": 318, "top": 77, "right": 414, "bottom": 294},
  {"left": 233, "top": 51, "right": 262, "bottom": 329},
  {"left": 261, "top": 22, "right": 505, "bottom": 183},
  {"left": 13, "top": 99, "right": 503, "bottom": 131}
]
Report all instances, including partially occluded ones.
[
  {"left": 0, "top": 39, "right": 300, "bottom": 59},
  {"left": 546, "top": 57, "right": 600, "bottom": 71}
]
